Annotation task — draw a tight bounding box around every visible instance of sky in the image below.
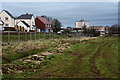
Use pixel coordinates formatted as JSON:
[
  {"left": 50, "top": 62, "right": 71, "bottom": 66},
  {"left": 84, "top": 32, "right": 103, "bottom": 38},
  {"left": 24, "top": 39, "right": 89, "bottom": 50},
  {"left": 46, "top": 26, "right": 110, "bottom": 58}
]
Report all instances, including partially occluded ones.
[
  {"left": 1, "top": 2, "right": 118, "bottom": 27},
  {"left": 1, "top": 0, "right": 119, "bottom": 2}
]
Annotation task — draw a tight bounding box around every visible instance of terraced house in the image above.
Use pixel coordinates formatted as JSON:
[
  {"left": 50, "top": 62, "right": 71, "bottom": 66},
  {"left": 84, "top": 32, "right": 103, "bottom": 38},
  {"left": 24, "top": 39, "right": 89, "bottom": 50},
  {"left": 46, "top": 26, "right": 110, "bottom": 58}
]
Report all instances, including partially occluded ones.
[{"left": 0, "top": 10, "right": 35, "bottom": 32}]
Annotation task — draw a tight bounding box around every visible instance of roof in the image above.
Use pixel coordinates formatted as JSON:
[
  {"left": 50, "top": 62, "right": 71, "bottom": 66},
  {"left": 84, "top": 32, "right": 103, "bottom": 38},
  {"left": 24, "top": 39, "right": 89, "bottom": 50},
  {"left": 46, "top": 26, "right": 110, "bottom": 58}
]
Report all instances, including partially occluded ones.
[
  {"left": 76, "top": 18, "right": 89, "bottom": 22},
  {"left": 18, "top": 21, "right": 30, "bottom": 27},
  {"left": 0, "top": 20, "right": 4, "bottom": 24},
  {"left": 16, "top": 14, "right": 33, "bottom": 19},
  {"left": 90, "top": 26, "right": 104, "bottom": 28},
  {"left": 2, "top": 10, "right": 14, "bottom": 18},
  {"left": 37, "top": 16, "right": 51, "bottom": 24}
]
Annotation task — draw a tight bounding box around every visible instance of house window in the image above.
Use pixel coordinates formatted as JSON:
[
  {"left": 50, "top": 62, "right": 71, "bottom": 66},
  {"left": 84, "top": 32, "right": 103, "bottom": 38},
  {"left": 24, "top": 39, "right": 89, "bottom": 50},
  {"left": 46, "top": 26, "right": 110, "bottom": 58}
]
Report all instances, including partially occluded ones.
[
  {"left": 32, "top": 22, "right": 34, "bottom": 25},
  {"left": 5, "top": 24, "right": 9, "bottom": 26},
  {"left": 5, "top": 17, "right": 8, "bottom": 20}
]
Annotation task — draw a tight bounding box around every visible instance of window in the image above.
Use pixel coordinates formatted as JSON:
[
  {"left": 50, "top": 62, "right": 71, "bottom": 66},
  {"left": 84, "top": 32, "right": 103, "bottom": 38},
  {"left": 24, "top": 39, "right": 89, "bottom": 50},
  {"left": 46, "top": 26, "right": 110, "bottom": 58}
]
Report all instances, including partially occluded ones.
[
  {"left": 32, "top": 22, "right": 34, "bottom": 25},
  {"left": 5, "top": 17, "right": 8, "bottom": 20},
  {"left": 0, "top": 17, "right": 1, "bottom": 20},
  {"left": 5, "top": 24, "right": 9, "bottom": 26},
  {"left": 49, "top": 25, "right": 51, "bottom": 27}
]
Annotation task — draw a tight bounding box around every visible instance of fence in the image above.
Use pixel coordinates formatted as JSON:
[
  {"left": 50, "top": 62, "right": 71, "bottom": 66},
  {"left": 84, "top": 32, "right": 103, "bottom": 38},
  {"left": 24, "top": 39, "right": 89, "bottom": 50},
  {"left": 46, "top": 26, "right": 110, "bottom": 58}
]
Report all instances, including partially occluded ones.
[{"left": 1, "top": 32, "right": 93, "bottom": 44}]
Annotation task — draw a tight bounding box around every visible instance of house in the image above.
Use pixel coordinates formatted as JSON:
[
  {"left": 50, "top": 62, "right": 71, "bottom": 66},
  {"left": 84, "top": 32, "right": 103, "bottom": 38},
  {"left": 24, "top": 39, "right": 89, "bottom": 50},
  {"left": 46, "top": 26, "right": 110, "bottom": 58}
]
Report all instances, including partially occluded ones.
[
  {"left": 35, "top": 16, "right": 52, "bottom": 33},
  {"left": 89, "top": 26, "right": 105, "bottom": 36},
  {"left": 15, "top": 21, "right": 30, "bottom": 32},
  {"left": 0, "top": 20, "right": 4, "bottom": 31},
  {"left": 0, "top": 10, "right": 15, "bottom": 31},
  {"left": 0, "top": 10, "right": 36, "bottom": 32},
  {"left": 75, "top": 19, "right": 90, "bottom": 28},
  {"left": 15, "top": 13, "right": 35, "bottom": 32}
]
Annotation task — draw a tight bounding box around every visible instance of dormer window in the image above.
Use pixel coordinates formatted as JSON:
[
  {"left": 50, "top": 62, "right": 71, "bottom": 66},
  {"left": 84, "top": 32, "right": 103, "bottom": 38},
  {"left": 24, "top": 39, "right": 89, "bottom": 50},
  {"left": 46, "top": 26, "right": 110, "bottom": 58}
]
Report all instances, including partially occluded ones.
[{"left": 5, "top": 17, "right": 8, "bottom": 21}]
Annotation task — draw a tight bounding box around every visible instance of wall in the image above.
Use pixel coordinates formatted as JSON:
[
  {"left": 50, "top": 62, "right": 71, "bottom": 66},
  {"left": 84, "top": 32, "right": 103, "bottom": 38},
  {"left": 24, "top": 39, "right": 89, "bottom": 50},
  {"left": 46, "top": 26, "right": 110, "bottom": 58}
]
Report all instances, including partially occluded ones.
[
  {"left": 35, "top": 18, "right": 45, "bottom": 31},
  {"left": 17, "top": 21, "right": 28, "bottom": 30},
  {"left": 75, "top": 21, "right": 90, "bottom": 28},
  {"left": 31, "top": 16, "right": 35, "bottom": 30},
  {"left": 0, "top": 11, "right": 15, "bottom": 27},
  {"left": 15, "top": 16, "right": 35, "bottom": 30}
]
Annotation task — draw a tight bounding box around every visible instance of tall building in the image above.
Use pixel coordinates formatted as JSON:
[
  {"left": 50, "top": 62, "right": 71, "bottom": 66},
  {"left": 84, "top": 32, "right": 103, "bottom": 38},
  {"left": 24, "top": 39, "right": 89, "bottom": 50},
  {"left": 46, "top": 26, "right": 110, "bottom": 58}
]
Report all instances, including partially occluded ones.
[{"left": 75, "top": 19, "right": 90, "bottom": 28}]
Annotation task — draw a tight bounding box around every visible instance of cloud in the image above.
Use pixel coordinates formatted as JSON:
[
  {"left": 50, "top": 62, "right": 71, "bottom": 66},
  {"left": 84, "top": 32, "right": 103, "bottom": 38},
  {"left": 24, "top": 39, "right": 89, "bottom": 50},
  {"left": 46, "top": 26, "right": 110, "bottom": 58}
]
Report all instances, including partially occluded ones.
[
  {"left": 2, "top": 2, "right": 118, "bottom": 27},
  {"left": 1, "top": 0, "right": 119, "bottom": 2}
]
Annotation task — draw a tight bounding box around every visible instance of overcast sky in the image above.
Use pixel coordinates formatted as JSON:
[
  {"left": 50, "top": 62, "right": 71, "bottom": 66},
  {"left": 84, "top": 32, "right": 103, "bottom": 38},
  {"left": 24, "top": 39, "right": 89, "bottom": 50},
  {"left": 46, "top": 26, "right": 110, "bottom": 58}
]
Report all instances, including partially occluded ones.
[
  {"left": 1, "top": 0, "right": 119, "bottom": 2},
  {"left": 1, "top": 2, "right": 118, "bottom": 27}
]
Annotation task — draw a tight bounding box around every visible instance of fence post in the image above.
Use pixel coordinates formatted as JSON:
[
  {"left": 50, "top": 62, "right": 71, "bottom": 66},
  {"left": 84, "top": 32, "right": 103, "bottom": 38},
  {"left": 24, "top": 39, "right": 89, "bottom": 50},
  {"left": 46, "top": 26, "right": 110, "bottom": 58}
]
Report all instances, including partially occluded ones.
[
  {"left": 25, "top": 32, "right": 26, "bottom": 41},
  {"left": 18, "top": 32, "right": 20, "bottom": 43},
  {"left": 39, "top": 32, "right": 40, "bottom": 40},
  {"left": 76, "top": 31, "right": 77, "bottom": 38},
  {"left": 49, "top": 31, "right": 50, "bottom": 40},
  {"left": 30, "top": 32, "right": 31, "bottom": 40},
  {"left": 34, "top": 32, "right": 36, "bottom": 40},
  {"left": 8, "top": 32, "right": 10, "bottom": 43},
  {"left": 44, "top": 31, "right": 45, "bottom": 39},
  {"left": 54, "top": 32, "right": 55, "bottom": 39}
]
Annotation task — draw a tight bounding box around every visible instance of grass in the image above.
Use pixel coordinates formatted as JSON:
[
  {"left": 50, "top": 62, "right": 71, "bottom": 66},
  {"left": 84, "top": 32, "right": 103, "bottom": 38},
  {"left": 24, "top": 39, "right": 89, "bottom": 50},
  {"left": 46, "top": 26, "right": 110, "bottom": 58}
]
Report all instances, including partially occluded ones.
[
  {"left": 2, "top": 32, "right": 68, "bottom": 43},
  {"left": 2, "top": 36, "right": 119, "bottom": 78},
  {"left": 95, "top": 37, "right": 118, "bottom": 78}
]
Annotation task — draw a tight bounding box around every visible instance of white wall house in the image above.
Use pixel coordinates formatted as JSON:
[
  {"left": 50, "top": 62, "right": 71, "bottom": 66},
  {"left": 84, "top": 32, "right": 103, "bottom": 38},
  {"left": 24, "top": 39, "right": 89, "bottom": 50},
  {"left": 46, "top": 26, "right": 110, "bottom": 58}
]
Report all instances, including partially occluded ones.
[
  {"left": 16, "top": 21, "right": 30, "bottom": 32},
  {"left": 0, "top": 10, "right": 36, "bottom": 32},
  {"left": 0, "top": 10, "right": 15, "bottom": 29},
  {"left": 15, "top": 13, "right": 35, "bottom": 31},
  {"left": 75, "top": 19, "right": 90, "bottom": 28},
  {"left": 0, "top": 20, "right": 4, "bottom": 31}
]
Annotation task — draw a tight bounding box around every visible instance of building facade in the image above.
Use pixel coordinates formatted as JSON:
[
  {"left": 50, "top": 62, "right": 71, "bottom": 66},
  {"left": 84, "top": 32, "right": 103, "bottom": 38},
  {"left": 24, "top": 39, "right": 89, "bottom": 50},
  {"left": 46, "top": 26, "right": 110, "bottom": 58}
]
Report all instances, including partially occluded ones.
[
  {"left": 0, "top": 20, "right": 4, "bottom": 31},
  {"left": 0, "top": 10, "right": 36, "bottom": 32},
  {"left": 75, "top": 19, "right": 90, "bottom": 28},
  {"left": 89, "top": 26, "right": 105, "bottom": 36},
  {"left": 15, "top": 13, "right": 35, "bottom": 31},
  {"left": 35, "top": 16, "right": 52, "bottom": 33},
  {"left": 0, "top": 10, "right": 15, "bottom": 30}
]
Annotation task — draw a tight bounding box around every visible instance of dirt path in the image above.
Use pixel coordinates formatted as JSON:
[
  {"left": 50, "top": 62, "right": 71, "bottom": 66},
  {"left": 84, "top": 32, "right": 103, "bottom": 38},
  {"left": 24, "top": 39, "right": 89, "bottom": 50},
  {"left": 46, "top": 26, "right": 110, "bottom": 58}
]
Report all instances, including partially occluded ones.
[
  {"left": 102, "top": 43, "right": 112, "bottom": 58},
  {"left": 90, "top": 42, "right": 108, "bottom": 78}
]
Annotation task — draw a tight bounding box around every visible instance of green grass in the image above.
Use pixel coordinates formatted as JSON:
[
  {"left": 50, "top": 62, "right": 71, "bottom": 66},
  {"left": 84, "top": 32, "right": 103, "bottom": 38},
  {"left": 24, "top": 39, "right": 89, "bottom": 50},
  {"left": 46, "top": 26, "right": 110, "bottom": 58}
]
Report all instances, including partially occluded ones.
[
  {"left": 2, "top": 36, "right": 119, "bottom": 78},
  {"left": 95, "top": 37, "right": 118, "bottom": 78},
  {"left": 31, "top": 37, "right": 118, "bottom": 78},
  {"left": 2, "top": 33, "right": 68, "bottom": 43}
]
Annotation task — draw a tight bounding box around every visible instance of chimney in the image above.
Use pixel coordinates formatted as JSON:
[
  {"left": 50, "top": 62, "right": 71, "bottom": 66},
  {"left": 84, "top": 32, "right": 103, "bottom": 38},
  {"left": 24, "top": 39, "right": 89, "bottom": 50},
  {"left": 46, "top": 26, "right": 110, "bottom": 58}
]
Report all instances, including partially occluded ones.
[
  {"left": 26, "top": 13, "right": 28, "bottom": 15},
  {"left": 41, "top": 16, "right": 44, "bottom": 17}
]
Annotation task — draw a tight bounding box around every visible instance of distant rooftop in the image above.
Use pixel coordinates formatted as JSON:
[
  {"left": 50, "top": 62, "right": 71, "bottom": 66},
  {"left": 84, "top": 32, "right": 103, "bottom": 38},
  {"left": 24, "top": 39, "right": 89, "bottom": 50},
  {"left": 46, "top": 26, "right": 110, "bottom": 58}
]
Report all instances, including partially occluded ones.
[
  {"left": 76, "top": 18, "right": 89, "bottom": 22},
  {"left": 2, "top": 10, "right": 14, "bottom": 18},
  {"left": 16, "top": 13, "right": 33, "bottom": 19},
  {"left": 21, "top": 21, "right": 30, "bottom": 27},
  {"left": 36, "top": 16, "right": 51, "bottom": 25}
]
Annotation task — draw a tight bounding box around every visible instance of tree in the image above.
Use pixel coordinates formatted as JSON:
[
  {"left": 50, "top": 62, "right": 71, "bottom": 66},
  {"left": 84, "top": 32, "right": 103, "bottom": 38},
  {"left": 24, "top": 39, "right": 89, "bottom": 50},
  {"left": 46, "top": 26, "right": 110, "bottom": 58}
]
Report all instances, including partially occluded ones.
[
  {"left": 108, "top": 24, "right": 119, "bottom": 35},
  {"left": 41, "top": 15, "right": 62, "bottom": 33},
  {"left": 82, "top": 25, "right": 87, "bottom": 34},
  {"left": 82, "top": 25, "right": 100, "bottom": 37},
  {"left": 52, "top": 19, "right": 62, "bottom": 33}
]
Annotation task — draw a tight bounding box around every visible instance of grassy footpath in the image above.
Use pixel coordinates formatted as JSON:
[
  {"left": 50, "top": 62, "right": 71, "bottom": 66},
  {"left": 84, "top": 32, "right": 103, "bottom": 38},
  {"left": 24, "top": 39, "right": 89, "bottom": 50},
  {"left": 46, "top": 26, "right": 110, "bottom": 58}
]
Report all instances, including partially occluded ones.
[{"left": 2, "top": 36, "right": 119, "bottom": 78}]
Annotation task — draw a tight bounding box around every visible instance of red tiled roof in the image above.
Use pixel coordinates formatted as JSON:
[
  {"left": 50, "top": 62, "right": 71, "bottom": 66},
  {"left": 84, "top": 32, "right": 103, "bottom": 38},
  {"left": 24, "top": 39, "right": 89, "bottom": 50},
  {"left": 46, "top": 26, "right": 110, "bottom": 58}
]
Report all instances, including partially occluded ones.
[{"left": 36, "top": 16, "right": 51, "bottom": 25}]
